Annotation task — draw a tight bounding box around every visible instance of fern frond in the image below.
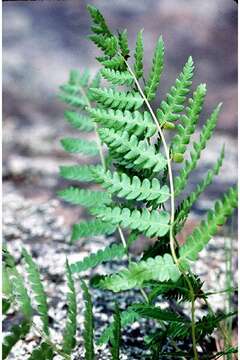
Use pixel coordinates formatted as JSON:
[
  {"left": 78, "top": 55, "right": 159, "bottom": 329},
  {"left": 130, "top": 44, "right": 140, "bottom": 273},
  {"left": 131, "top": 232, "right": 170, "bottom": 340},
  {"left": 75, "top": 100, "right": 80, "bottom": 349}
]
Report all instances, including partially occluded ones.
[
  {"left": 87, "top": 5, "right": 112, "bottom": 37},
  {"left": 71, "top": 219, "right": 116, "bottom": 242},
  {"left": 89, "top": 34, "right": 118, "bottom": 57},
  {"left": 27, "top": 342, "right": 53, "bottom": 360},
  {"left": 22, "top": 248, "right": 49, "bottom": 334},
  {"left": 93, "top": 168, "right": 170, "bottom": 204},
  {"left": 81, "top": 281, "right": 95, "bottom": 360},
  {"left": 118, "top": 29, "right": 130, "bottom": 59},
  {"left": 92, "top": 206, "right": 170, "bottom": 238},
  {"left": 171, "top": 83, "right": 207, "bottom": 160},
  {"left": 101, "top": 68, "right": 133, "bottom": 86},
  {"left": 110, "top": 303, "right": 121, "bottom": 360},
  {"left": 98, "top": 128, "right": 167, "bottom": 173},
  {"left": 59, "top": 164, "right": 102, "bottom": 183},
  {"left": 157, "top": 56, "right": 194, "bottom": 125},
  {"left": 61, "top": 138, "right": 99, "bottom": 156},
  {"left": 174, "top": 104, "right": 222, "bottom": 196},
  {"left": 195, "top": 312, "right": 237, "bottom": 340},
  {"left": 62, "top": 260, "right": 77, "bottom": 354},
  {"left": 179, "top": 186, "right": 237, "bottom": 265},
  {"left": 129, "top": 304, "right": 187, "bottom": 323},
  {"left": 175, "top": 146, "right": 225, "bottom": 233},
  {"left": 58, "top": 187, "right": 111, "bottom": 208},
  {"left": 70, "top": 244, "right": 125, "bottom": 274},
  {"left": 134, "top": 30, "right": 144, "bottom": 80},
  {"left": 99, "top": 254, "right": 180, "bottom": 292},
  {"left": 3, "top": 321, "right": 30, "bottom": 360},
  {"left": 89, "top": 88, "right": 144, "bottom": 110},
  {"left": 58, "top": 92, "right": 87, "bottom": 109},
  {"left": 97, "top": 54, "right": 125, "bottom": 70},
  {"left": 88, "top": 108, "right": 156, "bottom": 137},
  {"left": 97, "top": 309, "right": 139, "bottom": 345},
  {"left": 64, "top": 111, "right": 94, "bottom": 132},
  {"left": 144, "top": 36, "right": 164, "bottom": 101}
]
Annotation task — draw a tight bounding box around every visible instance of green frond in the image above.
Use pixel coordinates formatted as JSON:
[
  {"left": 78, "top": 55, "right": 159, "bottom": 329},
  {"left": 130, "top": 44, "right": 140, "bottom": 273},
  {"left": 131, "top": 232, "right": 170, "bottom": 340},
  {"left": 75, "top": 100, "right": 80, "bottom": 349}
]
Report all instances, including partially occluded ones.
[
  {"left": 179, "top": 186, "right": 237, "bottom": 266},
  {"left": 59, "top": 164, "right": 102, "bottom": 183},
  {"left": 3, "top": 321, "right": 30, "bottom": 360},
  {"left": 97, "top": 54, "right": 125, "bottom": 70},
  {"left": 175, "top": 146, "right": 225, "bottom": 233},
  {"left": 93, "top": 168, "right": 170, "bottom": 204},
  {"left": 171, "top": 83, "right": 207, "bottom": 160},
  {"left": 99, "top": 254, "right": 180, "bottom": 292},
  {"left": 157, "top": 56, "right": 194, "bottom": 125},
  {"left": 92, "top": 205, "right": 170, "bottom": 238},
  {"left": 58, "top": 187, "right": 111, "bottom": 208},
  {"left": 129, "top": 304, "right": 188, "bottom": 323},
  {"left": 64, "top": 111, "right": 94, "bottom": 132},
  {"left": 98, "top": 128, "right": 167, "bottom": 173},
  {"left": 87, "top": 5, "right": 112, "bottom": 37},
  {"left": 27, "top": 342, "right": 54, "bottom": 360},
  {"left": 22, "top": 248, "right": 49, "bottom": 334},
  {"left": 81, "top": 281, "right": 95, "bottom": 360},
  {"left": 58, "top": 91, "right": 87, "bottom": 109},
  {"left": 118, "top": 29, "right": 130, "bottom": 59},
  {"left": 100, "top": 68, "right": 133, "bottom": 86},
  {"left": 70, "top": 244, "right": 125, "bottom": 274},
  {"left": 144, "top": 36, "right": 164, "bottom": 101},
  {"left": 61, "top": 138, "right": 99, "bottom": 156},
  {"left": 174, "top": 104, "right": 222, "bottom": 196},
  {"left": 62, "top": 260, "right": 77, "bottom": 354},
  {"left": 134, "top": 30, "right": 144, "bottom": 79},
  {"left": 110, "top": 303, "right": 121, "bottom": 360},
  {"left": 89, "top": 88, "right": 144, "bottom": 110},
  {"left": 97, "top": 309, "right": 139, "bottom": 345},
  {"left": 71, "top": 219, "right": 116, "bottom": 242},
  {"left": 89, "top": 34, "right": 118, "bottom": 57},
  {"left": 88, "top": 108, "right": 156, "bottom": 137}
]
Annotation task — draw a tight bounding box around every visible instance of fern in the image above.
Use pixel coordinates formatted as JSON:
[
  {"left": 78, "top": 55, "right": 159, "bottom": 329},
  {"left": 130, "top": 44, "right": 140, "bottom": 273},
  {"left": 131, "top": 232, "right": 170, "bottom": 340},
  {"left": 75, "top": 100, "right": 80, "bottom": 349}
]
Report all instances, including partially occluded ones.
[
  {"left": 64, "top": 111, "right": 94, "bottom": 132},
  {"left": 61, "top": 138, "right": 99, "bottom": 156},
  {"left": 98, "top": 128, "right": 167, "bottom": 173},
  {"left": 92, "top": 206, "right": 170, "bottom": 238},
  {"left": 71, "top": 219, "right": 116, "bottom": 242},
  {"left": 97, "top": 54, "right": 125, "bottom": 70},
  {"left": 100, "top": 68, "right": 133, "bottom": 86},
  {"left": 110, "top": 303, "right": 121, "bottom": 360},
  {"left": 93, "top": 168, "right": 170, "bottom": 204},
  {"left": 157, "top": 56, "right": 194, "bottom": 126},
  {"left": 87, "top": 5, "right": 112, "bottom": 37},
  {"left": 59, "top": 164, "right": 102, "bottom": 182},
  {"left": 129, "top": 303, "right": 188, "bottom": 323},
  {"left": 70, "top": 244, "right": 125, "bottom": 274},
  {"left": 174, "top": 103, "right": 222, "bottom": 196},
  {"left": 3, "top": 321, "right": 30, "bottom": 360},
  {"left": 179, "top": 186, "right": 237, "bottom": 265},
  {"left": 118, "top": 29, "right": 130, "bottom": 59},
  {"left": 22, "top": 248, "right": 49, "bottom": 334},
  {"left": 144, "top": 36, "right": 164, "bottom": 101},
  {"left": 62, "top": 260, "right": 77, "bottom": 354},
  {"left": 134, "top": 30, "right": 144, "bottom": 80},
  {"left": 99, "top": 254, "right": 180, "bottom": 292},
  {"left": 58, "top": 187, "right": 111, "bottom": 208},
  {"left": 81, "top": 281, "right": 95, "bottom": 360},
  {"left": 89, "top": 88, "right": 144, "bottom": 110}
]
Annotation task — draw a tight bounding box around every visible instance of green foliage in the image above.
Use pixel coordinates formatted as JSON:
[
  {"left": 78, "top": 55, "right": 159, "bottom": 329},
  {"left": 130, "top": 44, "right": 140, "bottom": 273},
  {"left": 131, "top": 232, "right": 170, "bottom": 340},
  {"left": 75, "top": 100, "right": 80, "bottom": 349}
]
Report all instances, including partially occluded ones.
[
  {"left": 71, "top": 219, "right": 116, "bottom": 242},
  {"left": 70, "top": 244, "right": 125, "bottom": 274},
  {"left": 3, "top": 321, "right": 30, "bottom": 360},
  {"left": 134, "top": 30, "right": 144, "bottom": 79},
  {"left": 81, "top": 281, "right": 95, "bottom": 360},
  {"left": 59, "top": 164, "right": 102, "bottom": 182},
  {"left": 144, "top": 36, "right": 164, "bottom": 101},
  {"left": 62, "top": 260, "right": 77, "bottom": 354},
  {"left": 100, "top": 68, "right": 133, "bottom": 85},
  {"left": 58, "top": 187, "right": 111, "bottom": 208},
  {"left": 60, "top": 138, "right": 99, "bottom": 156},
  {"left": 64, "top": 111, "right": 94, "bottom": 132},
  {"left": 22, "top": 248, "right": 49, "bottom": 334},
  {"left": 27, "top": 342, "right": 54, "bottom": 360},
  {"left": 118, "top": 29, "right": 130, "bottom": 59},
  {"left": 130, "top": 303, "right": 188, "bottom": 323},
  {"left": 110, "top": 303, "right": 121, "bottom": 360}
]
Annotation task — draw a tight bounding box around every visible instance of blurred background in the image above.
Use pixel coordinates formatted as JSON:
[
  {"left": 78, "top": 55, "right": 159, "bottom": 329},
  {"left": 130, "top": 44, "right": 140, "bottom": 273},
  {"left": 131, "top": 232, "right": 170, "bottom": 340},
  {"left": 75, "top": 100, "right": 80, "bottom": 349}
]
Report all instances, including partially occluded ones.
[{"left": 3, "top": 0, "right": 237, "bottom": 237}]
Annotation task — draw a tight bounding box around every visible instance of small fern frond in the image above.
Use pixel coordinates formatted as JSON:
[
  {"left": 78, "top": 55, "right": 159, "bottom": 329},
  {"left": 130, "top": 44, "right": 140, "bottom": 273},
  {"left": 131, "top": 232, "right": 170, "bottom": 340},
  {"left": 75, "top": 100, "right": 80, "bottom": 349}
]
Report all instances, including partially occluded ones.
[
  {"left": 179, "top": 186, "right": 237, "bottom": 265},
  {"left": 97, "top": 54, "right": 125, "bottom": 70},
  {"left": 64, "top": 111, "right": 94, "bottom": 132},
  {"left": 171, "top": 83, "right": 207, "bottom": 160},
  {"left": 93, "top": 168, "right": 170, "bottom": 204},
  {"left": 130, "top": 304, "right": 187, "bottom": 323},
  {"left": 134, "top": 30, "right": 144, "bottom": 80},
  {"left": 88, "top": 108, "right": 156, "bottom": 137},
  {"left": 100, "top": 68, "right": 133, "bottom": 86},
  {"left": 89, "top": 34, "right": 118, "bottom": 57},
  {"left": 71, "top": 219, "right": 116, "bottom": 242},
  {"left": 145, "top": 36, "right": 164, "bottom": 101},
  {"left": 175, "top": 146, "right": 225, "bottom": 233},
  {"left": 3, "top": 321, "right": 30, "bottom": 360},
  {"left": 58, "top": 187, "right": 111, "bottom": 208},
  {"left": 174, "top": 104, "right": 222, "bottom": 196},
  {"left": 27, "top": 342, "right": 53, "bottom": 360},
  {"left": 61, "top": 138, "right": 99, "bottom": 156},
  {"left": 110, "top": 303, "right": 121, "bottom": 360},
  {"left": 118, "top": 29, "right": 130, "bottom": 59},
  {"left": 81, "top": 281, "right": 95, "bottom": 360},
  {"left": 59, "top": 164, "right": 102, "bottom": 183},
  {"left": 89, "top": 88, "right": 144, "bottom": 110},
  {"left": 157, "top": 56, "right": 194, "bottom": 125},
  {"left": 87, "top": 5, "right": 112, "bottom": 37},
  {"left": 70, "top": 244, "right": 125, "bottom": 274},
  {"left": 62, "top": 260, "right": 77, "bottom": 355},
  {"left": 92, "top": 206, "right": 170, "bottom": 238},
  {"left": 22, "top": 248, "right": 49, "bottom": 334},
  {"left": 99, "top": 254, "right": 180, "bottom": 292},
  {"left": 98, "top": 128, "right": 167, "bottom": 173}
]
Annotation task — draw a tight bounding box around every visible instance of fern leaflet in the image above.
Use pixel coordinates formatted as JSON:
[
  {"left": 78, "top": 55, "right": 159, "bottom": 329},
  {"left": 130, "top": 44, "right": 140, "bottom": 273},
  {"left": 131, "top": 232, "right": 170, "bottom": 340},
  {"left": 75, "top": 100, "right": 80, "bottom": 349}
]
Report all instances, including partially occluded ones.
[
  {"left": 71, "top": 219, "right": 116, "bottom": 242},
  {"left": 61, "top": 138, "right": 99, "bottom": 156},
  {"left": 59, "top": 164, "right": 102, "bottom": 183},
  {"left": 58, "top": 187, "right": 111, "bottom": 208},
  {"left": 100, "top": 68, "right": 133, "bottom": 86},
  {"left": 110, "top": 303, "right": 121, "bottom": 360},
  {"left": 134, "top": 30, "right": 144, "bottom": 80},
  {"left": 81, "top": 281, "right": 95, "bottom": 360},
  {"left": 64, "top": 111, "right": 94, "bottom": 132}
]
